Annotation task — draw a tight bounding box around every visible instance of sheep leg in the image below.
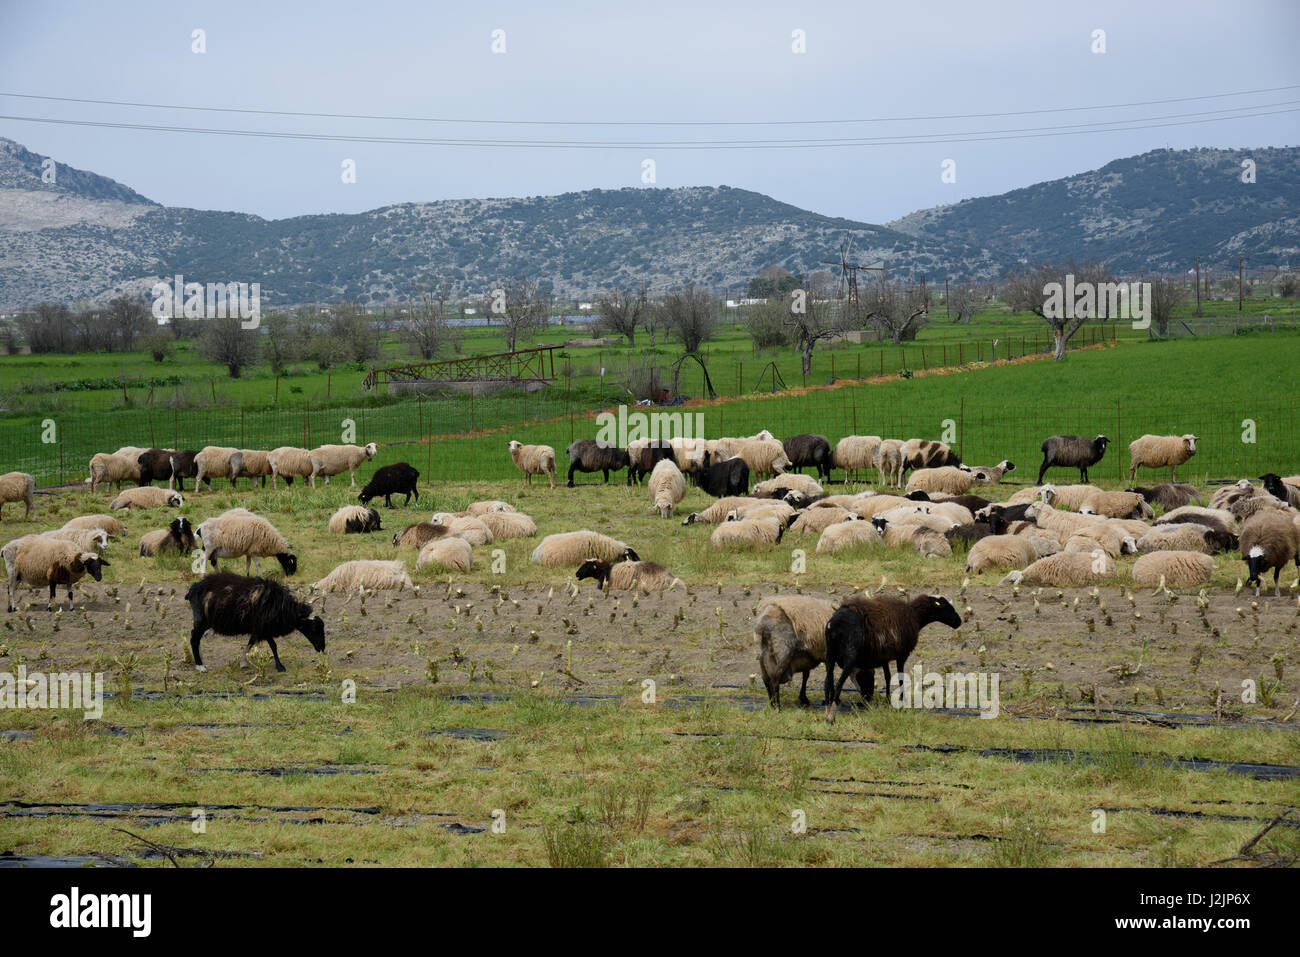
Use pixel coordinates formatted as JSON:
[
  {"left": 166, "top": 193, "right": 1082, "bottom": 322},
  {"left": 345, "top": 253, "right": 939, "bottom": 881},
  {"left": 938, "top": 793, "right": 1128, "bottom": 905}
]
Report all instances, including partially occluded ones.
[
  {"left": 349, "top": 469, "right": 356, "bottom": 487},
  {"left": 1037, "top": 458, "right": 1050, "bottom": 485},
  {"left": 263, "top": 636, "right": 286, "bottom": 672},
  {"left": 832, "top": 666, "right": 856, "bottom": 707},
  {"left": 858, "top": 665, "right": 876, "bottom": 704},
  {"left": 797, "top": 669, "right": 811, "bottom": 707},
  {"left": 1273, "top": 568, "right": 1281, "bottom": 598},
  {"left": 190, "top": 624, "right": 208, "bottom": 672},
  {"left": 47, "top": 583, "right": 57, "bottom": 611},
  {"left": 567, "top": 464, "right": 577, "bottom": 488},
  {"left": 602, "top": 468, "right": 610, "bottom": 483},
  {"left": 760, "top": 667, "right": 780, "bottom": 709},
  {"left": 239, "top": 646, "right": 250, "bottom": 670}
]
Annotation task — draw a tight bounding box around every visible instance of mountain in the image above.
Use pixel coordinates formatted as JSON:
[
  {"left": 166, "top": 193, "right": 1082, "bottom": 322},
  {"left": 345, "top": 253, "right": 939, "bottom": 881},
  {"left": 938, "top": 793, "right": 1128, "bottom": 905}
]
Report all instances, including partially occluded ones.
[{"left": 0, "top": 138, "right": 1295, "bottom": 311}]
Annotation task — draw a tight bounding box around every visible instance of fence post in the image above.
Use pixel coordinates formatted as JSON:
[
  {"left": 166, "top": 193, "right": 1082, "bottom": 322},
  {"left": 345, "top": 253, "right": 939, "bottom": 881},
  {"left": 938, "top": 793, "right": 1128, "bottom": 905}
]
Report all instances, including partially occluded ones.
[
  {"left": 959, "top": 397, "right": 965, "bottom": 458},
  {"left": 1116, "top": 397, "right": 1122, "bottom": 482},
  {"left": 240, "top": 409, "right": 245, "bottom": 448},
  {"left": 174, "top": 408, "right": 178, "bottom": 451},
  {"left": 856, "top": 353, "right": 861, "bottom": 380}
]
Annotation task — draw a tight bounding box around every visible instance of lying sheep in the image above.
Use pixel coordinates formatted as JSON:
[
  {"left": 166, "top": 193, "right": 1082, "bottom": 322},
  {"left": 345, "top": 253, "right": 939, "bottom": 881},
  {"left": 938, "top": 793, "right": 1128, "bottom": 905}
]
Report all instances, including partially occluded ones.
[
  {"left": 815, "top": 518, "right": 879, "bottom": 554},
  {"left": 194, "top": 446, "right": 240, "bottom": 490},
  {"left": 1080, "top": 490, "right": 1154, "bottom": 520},
  {"left": 139, "top": 517, "right": 197, "bottom": 556},
  {"left": 308, "top": 443, "right": 378, "bottom": 488},
  {"left": 683, "top": 496, "right": 792, "bottom": 526},
  {"left": 358, "top": 463, "right": 420, "bottom": 508},
  {"left": 752, "top": 473, "right": 824, "bottom": 500},
  {"left": 312, "top": 559, "right": 414, "bottom": 592},
  {"left": 41, "top": 527, "right": 110, "bottom": 555},
  {"left": 790, "top": 506, "right": 855, "bottom": 534},
  {"left": 832, "top": 435, "right": 882, "bottom": 483},
  {"left": 328, "top": 505, "right": 383, "bottom": 534},
  {"left": 1261, "top": 473, "right": 1300, "bottom": 508},
  {"left": 693, "top": 453, "right": 750, "bottom": 498},
  {"left": 1156, "top": 505, "right": 1237, "bottom": 534},
  {"left": 62, "top": 514, "right": 127, "bottom": 538},
  {"left": 1023, "top": 501, "right": 1107, "bottom": 538},
  {"left": 475, "top": 510, "right": 536, "bottom": 540},
  {"left": 430, "top": 513, "right": 494, "bottom": 546},
  {"left": 1042, "top": 484, "right": 1103, "bottom": 512},
  {"left": 575, "top": 558, "right": 683, "bottom": 592},
  {"left": 186, "top": 572, "right": 325, "bottom": 672},
  {"left": 416, "top": 537, "right": 473, "bottom": 573},
  {"left": 1132, "top": 551, "right": 1216, "bottom": 588},
  {"left": 0, "top": 472, "right": 36, "bottom": 521},
  {"left": 906, "top": 466, "right": 976, "bottom": 496},
  {"left": 110, "top": 486, "right": 184, "bottom": 510},
  {"left": 1239, "top": 510, "right": 1300, "bottom": 596},
  {"left": 530, "top": 530, "right": 638, "bottom": 567},
  {"left": 753, "top": 595, "right": 837, "bottom": 709},
  {"left": 88, "top": 452, "right": 141, "bottom": 493},
  {"left": 2, "top": 535, "right": 108, "bottom": 611},
  {"left": 1137, "top": 523, "right": 1236, "bottom": 555},
  {"left": 782, "top": 434, "right": 832, "bottom": 481},
  {"left": 969, "top": 460, "right": 1016, "bottom": 484},
  {"left": 999, "top": 550, "right": 1114, "bottom": 586},
  {"left": 710, "top": 514, "right": 785, "bottom": 549},
  {"left": 464, "top": 500, "right": 515, "bottom": 516},
  {"left": 646, "top": 459, "right": 687, "bottom": 519},
  {"left": 1128, "top": 434, "right": 1198, "bottom": 482},
  {"left": 1064, "top": 527, "right": 1137, "bottom": 559},
  {"left": 1038, "top": 434, "right": 1109, "bottom": 485},
  {"left": 566, "top": 439, "right": 630, "bottom": 487},
  {"left": 944, "top": 512, "right": 1010, "bottom": 551},
  {"left": 392, "top": 522, "right": 456, "bottom": 549},
  {"left": 1126, "top": 483, "right": 1201, "bottom": 512},
  {"left": 872, "top": 519, "right": 953, "bottom": 557},
  {"left": 267, "top": 447, "right": 314, "bottom": 487},
  {"left": 966, "top": 535, "right": 1038, "bottom": 574},
  {"left": 823, "top": 594, "right": 962, "bottom": 719},
  {"left": 196, "top": 509, "right": 297, "bottom": 577},
  {"left": 508, "top": 440, "right": 557, "bottom": 488}
]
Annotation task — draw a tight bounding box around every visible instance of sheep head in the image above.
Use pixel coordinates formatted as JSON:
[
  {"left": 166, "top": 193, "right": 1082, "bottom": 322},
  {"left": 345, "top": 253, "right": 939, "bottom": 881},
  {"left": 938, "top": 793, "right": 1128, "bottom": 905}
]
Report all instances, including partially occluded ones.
[
  {"left": 297, "top": 614, "right": 326, "bottom": 653},
  {"left": 575, "top": 559, "right": 610, "bottom": 588},
  {"left": 80, "top": 553, "right": 108, "bottom": 581},
  {"left": 364, "top": 442, "right": 379, "bottom": 459},
  {"left": 276, "top": 552, "right": 299, "bottom": 576},
  {"left": 921, "top": 595, "right": 962, "bottom": 629}
]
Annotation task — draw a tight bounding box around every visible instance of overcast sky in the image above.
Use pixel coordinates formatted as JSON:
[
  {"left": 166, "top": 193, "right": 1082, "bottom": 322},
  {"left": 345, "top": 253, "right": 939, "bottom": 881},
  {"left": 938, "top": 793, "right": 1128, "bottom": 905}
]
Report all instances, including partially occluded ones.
[{"left": 2, "top": 0, "right": 1297, "bottom": 224}]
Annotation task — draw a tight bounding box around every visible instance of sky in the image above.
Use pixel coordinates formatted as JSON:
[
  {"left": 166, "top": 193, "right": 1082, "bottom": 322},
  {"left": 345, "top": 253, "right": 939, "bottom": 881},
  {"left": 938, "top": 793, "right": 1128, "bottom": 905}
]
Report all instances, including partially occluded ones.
[{"left": 1, "top": 0, "right": 1297, "bottom": 224}]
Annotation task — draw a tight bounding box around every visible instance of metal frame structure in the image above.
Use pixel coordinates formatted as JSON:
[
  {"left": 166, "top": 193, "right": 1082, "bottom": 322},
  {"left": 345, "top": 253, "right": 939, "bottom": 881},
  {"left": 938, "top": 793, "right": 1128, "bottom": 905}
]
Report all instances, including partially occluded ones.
[{"left": 364, "top": 345, "right": 560, "bottom": 390}]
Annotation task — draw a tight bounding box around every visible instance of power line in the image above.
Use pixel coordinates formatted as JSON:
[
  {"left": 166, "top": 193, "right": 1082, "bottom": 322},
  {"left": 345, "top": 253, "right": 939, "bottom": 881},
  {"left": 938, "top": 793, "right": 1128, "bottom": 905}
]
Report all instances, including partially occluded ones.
[{"left": 1, "top": 84, "right": 1297, "bottom": 127}]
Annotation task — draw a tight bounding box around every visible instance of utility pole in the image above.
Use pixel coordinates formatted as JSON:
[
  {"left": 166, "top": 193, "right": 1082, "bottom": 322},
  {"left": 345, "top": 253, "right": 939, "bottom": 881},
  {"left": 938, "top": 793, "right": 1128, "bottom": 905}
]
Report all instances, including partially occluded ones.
[
  {"left": 1195, "top": 257, "right": 1202, "bottom": 316},
  {"left": 1238, "top": 257, "right": 1244, "bottom": 312}
]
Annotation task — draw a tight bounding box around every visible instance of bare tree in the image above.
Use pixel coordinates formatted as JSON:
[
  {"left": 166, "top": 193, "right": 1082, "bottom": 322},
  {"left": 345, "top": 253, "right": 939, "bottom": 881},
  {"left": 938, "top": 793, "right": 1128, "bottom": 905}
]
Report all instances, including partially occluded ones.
[
  {"left": 200, "top": 315, "right": 259, "bottom": 378},
  {"left": 107, "top": 296, "right": 150, "bottom": 351},
  {"left": 1276, "top": 273, "right": 1300, "bottom": 298},
  {"left": 947, "top": 282, "right": 980, "bottom": 323},
  {"left": 660, "top": 284, "right": 716, "bottom": 353},
  {"left": 324, "top": 302, "right": 380, "bottom": 363},
  {"left": 403, "top": 279, "right": 461, "bottom": 359},
  {"left": 595, "top": 285, "right": 647, "bottom": 346},
  {"left": 862, "top": 276, "right": 930, "bottom": 345},
  {"left": 497, "top": 277, "right": 549, "bottom": 352},
  {"left": 1145, "top": 274, "right": 1187, "bottom": 338},
  {"left": 741, "top": 299, "right": 790, "bottom": 351},
  {"left": 1004, "top": 262, "right": 1110, "bottom": 360},
  {"left": 784, "top": 287, "right": 845, "bottom": 375}
]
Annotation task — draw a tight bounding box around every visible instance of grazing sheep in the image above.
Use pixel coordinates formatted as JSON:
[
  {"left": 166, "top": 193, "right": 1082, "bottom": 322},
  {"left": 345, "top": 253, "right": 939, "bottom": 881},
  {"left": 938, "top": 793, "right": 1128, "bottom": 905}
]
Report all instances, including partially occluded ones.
[
  {"left": 693, "top": 453, "right": 751, "bottom": 498},
  {"left": 477, "top": 511, "right": 537, "bottom": 540},
  {"left": 196, "top": 509, "right": 297, "bottom": 577},
  {"left": 167, "top": 450, "right": 201, "bottom": 491},
  {"left": 900, "top": 439, "right": 962, "bottom": 474},
  {"left": 782, "top": 434, "right": 832, "bottom": 481},
  {"left": 1080, "top": 490, "right": 1155, "bottom": 520},
  {"left": 575, "top": 558, "right": 683, "bottom": 592},
  {"left": 312, "top": 559, "right": 414, "bottom": 592},
  {"left": 874, "top": 440, "right": 905, "bottom": 489},
  {"left": 906, "top": 466, "right": 977, "bottom": 496},
  {"left": 328, "top": 505, "right": 382, "bottom": 534},
  {"left": 832, "top": 435, "right": 882, "bottom": 483},
  {"left": 1128, "top": 434, "right": 1198, "bottom": 482},
  {"left": 2, "top": 536, "right": 108, "bottom": 611},
  {"left": 1126, "top": 483, "right": 1201, "bottom": 512},
  {"left": 732, "top": 438, "right": 791, "bottom": 479},
  {"left": 186, "top": 572, "right": 324, "bottom": 672},
  {"left": 752, "top": 473, "right": 824, "bottom": 500},
  {"left": 110, "top": 486, "right": 183, "bottom": 510},
  {"left": 308, "top": 443, "right": 378, "bottom": 488},
  {"left": 530, "top": 530, "right": 638, "bottom": 567},
  {"left": 565, "top": 439, "right": 631, "bottom": 487},
  {"left": 62, "top": 514, "right": 127, "bottom": 538},
  {"left": 1132, "top": 551, "right": 1216, "bottom": 588},
  {"left": 999, "top": 550, "right": 1114, "bottom": 587},
  {"left": 966, "top": 535, "right": 1038, "bottom": 574},
  {"left": 815, "top": 518, "right": 880, "bottom": 554},
  {"left": 507, "top": 440, "right": 557, "bottom": 488},
  {"left": 358, "top": 463, "right": 420, "bottom": 508},
  {"left": 1038, "top": 434, "right": 1109, "bottom": 484},
  {"left": 753, "top": 596, "right": 837, "bottom": 709},
  {"left": 1137, "top": 523, "right": 1236, "bottom": 555},
  {"left": 229, "top": 450, "right": 276, "bottom": 488},
  {"left": 135, "top": 449, "right": 177, "bottom": 487},
  {"left": 193, "top": 446, "right": 240, "bottom": 489},
  {"left": 430, "top": 513, "right": 494, "bottom": 546},
  {"left": 392, "top": 522, "right": 455, "bottom": 548},
  {"left": 0, "top": 472, "right": 36, "bottom": 521},
  {"left": 87, "top": 452, "right": 141, "bottom": 492},
  {"left": 267, "top": 447, "right": 314, "bottom": 487},
  {"left": 823, "top": 594, "right": 962, "bottom": 719},
  {"left": 416, "top": 537, "right": 474, "bottom": 573},
  {"left": 1261, "top": 473, "right": 1300, "bottom": 508},
  {"left": 626, "top": 440, "right": 677, "bottom": 485},
  {"left": 647, "top": 459, "right": 687, "bottom": 518},
  {"left": 790, "top": 506, "right": 855, "bottom": 534},
  {"left": 139, "top": 517, "right": 197, "bottom": 556},
  {"left": 969, "top": 460, "right": 1017, "bottom": 484},
  {"left": 41, "top": 527, "right": 109, "bottom": 555},
  {"left": 711, "top": 514, "right": 785, "bottom": 549},
  {"left": 464, "top": 500, "right": 515, "bottom": 516},
  {"left": 1238, "top": 510, "right": 1300, "bottom": 596}
]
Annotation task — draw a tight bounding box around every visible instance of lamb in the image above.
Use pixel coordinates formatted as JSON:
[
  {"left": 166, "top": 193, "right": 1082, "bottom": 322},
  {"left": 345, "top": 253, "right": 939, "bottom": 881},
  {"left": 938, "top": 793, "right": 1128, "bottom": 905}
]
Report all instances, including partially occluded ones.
[
  {"left": 1261, "top": 473, "right": 1300, "bottom": 508},
  {"left": 312, "top": 559, "right": 414, "bottom": 592},
  {"left": 782, "top": 434, "right": 832, "bottom": 480},
  {"left": 430, "top": 513, "right": 494, "bottom": 546},
  {"left": 139, "top": 517, "right": 197, "bottom": 556},
  {"left": 507, "top": 440, "right": 557, "bottom": 488},
  {"left": 477, "top": 511, "right": 537, "bottom": 540},
  {"left": 167, "top": 450, "right": 201, "bottom": 491},
  {"left": 1238, "top": 510, "right": 1300, "bottom": 596},
  {"left": 1137, "top": 523, "right": 1236, "bottom": 555},
  {"left": 229, "top": 450, "right": 276, "bottom": 488},
  {"left": 647, "top": 459, "right": 687, "bottom": 518},
  {"left": 135, "top": 449, "right": 178, "bottom": 487},
  {"left": 110, "top": 486, "right": 184, "bottom": 510},
  {"left": 62, "top": 515, "right": 127, "bottom": 538},
  {"left": 195, "top": 509, "right": 297, "bottom": 577},
  {"left": 831, "top": 435, "right": 882, "bottom": 483},
  {"left": 392, "top": 522, "right": 455, "bottom": 549},
  {"left": 1038, "top": 434, "right": 1109, "bottom": 484},
  {"left": 87, "top": 452, "right": 141, "bottom": 492},
  {"left": 309, "top": 443, "right": 379, "bottom": 488},
  {"left": 1126, "top": 483, "right": 1201, "bottom": 512},
  {"left": 710, "top": 514, "right": 785, "bottom": 549},
  {"left": 968, "top": 460, "right": 1017, "bottom": 484},
  {"left": 906, "top": 466, "right": 977, "bottom": 496},
  {"left": 693, "top": 454, "right": 750, "bottom": 498},
  {"left": 822, "top": 594, "right": 962, "bottom": 719},
  {"left": 41, "top": 527, "right": 110, "bottom": 555},
  {"left": 186, "top": 572, "right": 325, "bottom": 672},
  {"left": 752, "top": 474, "right": 824, "bottom": 500},
  {"left": 790, "top": 506, "right": 855, "bottom": 534},
  {"left": 999, "top": 550, "right": 1114, "bottom": 587},
  {"left": 530, "top": 530, "right": 638, "bottom": 567},
  {"left": 1132, "top": 551, "right": 1216, "bottom": 588},
  {"left": 1128, "top": 434, "right": 1198, "bottom": 482},
  {"left": 464, "top": 500, "right": 515, "bottom": 516},
  {"left": 2, "top": 536, "right": 108, "bottom": 611},
  {"left": 1080, "top": 490, "right": 1155, "bottom": 520},
  {"left": 328, "top": 505, "right": 383, "bottom": 534},
  {"left": 0, "top": 472, "right": 36, "bottom": 521},
  {"left": 565, "top": 439, "right": 631, "bottom": 487},
  {"left": 900, "top": 439, "right": 962, "bottom": 474},
  {"left": 267, "top": 447, "right": 315, "bottom": 487},
  {"left": 966, "top": 534, "right": 1038, "bottom": 574},
  {"left": 753, "top": 596, "right": 837, "bottom": 709},
  {"left": 732, "top": 438, "right": 791, "bottom": 479},
  {"left": 416, "top": 537, "right": 474, "bottom": 573},
  {"left": 874, "top": 439, "right": 905, "bottom": 489},
  {"left": 193, "top": 446, "right": 240, "bottom": 489},
  {"left": 358, "top": 463, "right": 420, "bottom": 507},
  {"left": 575, "top": 558, "right": 683, "bottom": 592},
  {"left": 815, "top": 518, "right": 880, "bottom": 554}
]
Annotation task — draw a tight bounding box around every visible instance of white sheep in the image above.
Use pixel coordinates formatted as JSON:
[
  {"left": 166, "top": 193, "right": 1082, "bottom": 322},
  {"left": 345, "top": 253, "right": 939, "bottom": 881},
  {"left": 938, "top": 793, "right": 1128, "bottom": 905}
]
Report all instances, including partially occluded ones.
[
  {"left": 790, "top": 506, "right": 855, "bottom": 534},
  {"left": 1000, "top": 550, "right": 1114, "bottom": 586},
  {"left": 966, "top": 535, "right": 1038, "bottom": 574},
  {"left": 229, "top": 449, "right": 275, "bottom": 487},
  {"left": 430, "top": 513, "right": 494, "bottom": 546},
  {"left": 312, "top": 559, "right": 414, "bottom": 592},
  {"left": 683, "top": 497, "right": 795, "bottom": 525},
  {"left": 1079, "top": 490, "right": 1155, "bottom": 520},
  {"left": 1128, "top": 434, "right": 1198, "bottom": 482},
  {"left": 0, "top": 472, "right": 35, "bottom": 522},
  {"left": 530, "top": 530, "right": 637, "bottom": 567},
  {"left": 874, "top": 440, "right": 905, "bottom": 488},
  {"left": 309, "top": 443, "right": 379, "bottom": 487},
  {"left": 751, "top": 474, "right": 824, "bottom": 499},
  {"left": 87, "top": 452, "right": 140, "bottom": 493},
  {"left": 40, "top": 527, "right": 109, "bottom": 555},
  {"left": 415, "top": 537, "right": 474, "bottom": 573},
  {"left": 477, "top": 511, "right": 537, "bottom": 540},
  {"left": 196, "top": 509, "right": 297, "bottom": 576},
  {"left": 109, "top": 486, "right": 183, "bottom": 510},
  {"left": 1132, "top": 551, "right": 1216, "bottom": 588},
  {"left": 906, "top": 466, "right": 976, "bottom": 496},
  {"left": 62, "top": 514, "right": 127, "bottom": 538},
  {"left": 647, "top": 459, "right": 687, "bottom": 518},
  {"left": 732, "top": 439, "right": 791, "bottom": 479},
  {"left": 1040, "top": 484, "right": 1103, "bottom": 512},
  {"left": 831, "top": 435, "right": 882, "bottom": 483},
  {"left": 193, "top": 446, "right": 239, "bottom": 489},
  {"left": 267, "top": 447, "right": 315, "bottom": 487},
  {"left": 506, "top": 440, "right": 557, "bottom": 487},
  {"left": 710, "top": 514, "right": 785, "bottom": 549},
  {"left": 464, "top": 500, "right": 516, "bottom": 516},
  {"left": 968, "top": 460, "right": 1017, "bottom": 485},
  {"left": 815, "top": 519, "right": 880, "bottom": 554},
  {"left": 2, "top": 535, "right": 108, "bottom": 611}
]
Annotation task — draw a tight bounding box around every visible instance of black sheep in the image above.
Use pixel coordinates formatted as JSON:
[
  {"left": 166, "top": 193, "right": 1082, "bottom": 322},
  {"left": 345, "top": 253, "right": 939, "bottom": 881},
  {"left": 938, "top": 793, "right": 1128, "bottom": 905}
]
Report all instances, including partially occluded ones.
[
  {"left": 1125, "top": 483, "right": 1201, "bottom": 511},
  {"left": 980, "top": 502, "right": 1033, "bottom": 523},
  {"left": 1261, "top": 473, "right": 1300, "bottom": 508},
  {"left": 930, "top": 493, "right": 993, "bottom": 512},
  {"left": 1039, "top": 434, "right": 1109, "bottom": 484},
  {"left": 694, "top": 453, "right": 750, "bottom": 497},
  {"left": 136, "top": 449, "right": 176, "bottom": 487},
  {"left": 944, "top": 511, "right": 1008, "bottom": 550},
  {"left": 358, "top": 463, "right": 420, "bottom": 507},
  {"left": 186, "top": 572, "right": 325, "bottom": 673},
  {"left": 167, "top": 450, "right": 204, "bottom": 490},
  {"left": 139, "top": 516, "right": 197, "bottom": 556},
  {"left": 823, "top": 594, "right": 962, "bottom": 719},
  {"left": 566, "top": 439, "right": 631, "bottom": 487},
  {"left": 782, "top": 434, "right": 832, "bottom": 481},
  {"left": 628, "top": 441, "right": 675, "bottom": 485}
]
